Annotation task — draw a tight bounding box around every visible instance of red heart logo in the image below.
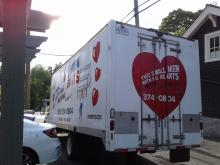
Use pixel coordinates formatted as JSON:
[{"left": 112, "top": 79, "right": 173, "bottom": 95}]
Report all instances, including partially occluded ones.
[
  {"left": 76, "top": 70, "right": 80, "bottom": 84},
  {"left": 92, "top": 41, "right": 100, "bottom": 63},
  {"left": 132, "top": 52, "right": 187, "bottom": 119},
  {"left": 92, "top": 88, "right": 99, "bottom": 107},
  {"left": 95, "top": 67, "right": 101, "bottom": 82}
]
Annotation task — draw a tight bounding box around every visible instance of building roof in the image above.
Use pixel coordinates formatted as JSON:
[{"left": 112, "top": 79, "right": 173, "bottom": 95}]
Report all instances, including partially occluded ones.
[{"left": 183, "top": 4, "right": 220, "bottom": 38}]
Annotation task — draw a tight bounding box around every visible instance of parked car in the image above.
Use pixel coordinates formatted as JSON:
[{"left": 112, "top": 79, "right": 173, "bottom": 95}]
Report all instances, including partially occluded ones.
[
  {"left": 33, "top": 111, "right": 47, "bottom": 123},
  {"left": 24, "top": 113, "right": 35, "bottom": 121},
  {"left": 24, "top": 110, "right": 47, "bottom": 123},
  {"left": 24, "top": 110, "right": 35, "bottom": 115},
  {"left": 23, "top": 119, "right": 61, "bottom": 165}
]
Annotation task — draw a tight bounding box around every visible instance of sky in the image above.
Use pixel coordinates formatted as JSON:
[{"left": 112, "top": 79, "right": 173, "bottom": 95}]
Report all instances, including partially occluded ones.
[{"left": 31, "top": 0, "right": 218, "bottom": 69}]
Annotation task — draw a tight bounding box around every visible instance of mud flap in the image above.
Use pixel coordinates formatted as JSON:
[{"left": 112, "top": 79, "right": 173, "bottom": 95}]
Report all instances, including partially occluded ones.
[{"left": 170, "top": 148, "right": 190, "bottom": 162}]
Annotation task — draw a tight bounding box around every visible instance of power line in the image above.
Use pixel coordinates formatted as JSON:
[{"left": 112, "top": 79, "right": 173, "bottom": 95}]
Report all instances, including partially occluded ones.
[
  {"left": 139, "top": 0, "right": 161, "bottom": 15},
  {"left": 125, "top": 0, "right": 162, "bottom": 24},
  {"left": 38, "top": 52, "right": 72, "bottom": 57},
  {"left": 39, "top": 1, "right": 161, "bottom": 58},
  {"left": 121, "top": 0, "right": 152, "bottom": 22}
]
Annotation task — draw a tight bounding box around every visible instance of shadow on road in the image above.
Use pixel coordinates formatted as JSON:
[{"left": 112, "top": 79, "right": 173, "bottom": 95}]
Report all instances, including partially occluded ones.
[
  {"left": 48, "top": 137, "right": 96, "bottom": 165},
  {"left": 49, "top": 137, "right": 152, "bottom": 165}
]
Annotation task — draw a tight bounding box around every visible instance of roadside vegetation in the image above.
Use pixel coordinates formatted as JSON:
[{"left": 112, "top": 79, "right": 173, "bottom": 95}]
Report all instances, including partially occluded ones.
[
  {"left": 30, "top": 63, "right": 62, "bottom": 110},
  {"left": 159, "top": 8, "right": 202, "bottom": 36}
]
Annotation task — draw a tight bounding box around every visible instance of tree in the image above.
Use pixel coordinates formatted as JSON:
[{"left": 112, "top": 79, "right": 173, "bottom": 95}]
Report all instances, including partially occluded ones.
[
  {"left": 30, "top": 65, "right": 51, "bottom": 110},
  {"left": 53, "top": 62, "right": 62, "bottom": 74},
  {"left": 159, "top": 9, "right": 202, "bottom": 36}
]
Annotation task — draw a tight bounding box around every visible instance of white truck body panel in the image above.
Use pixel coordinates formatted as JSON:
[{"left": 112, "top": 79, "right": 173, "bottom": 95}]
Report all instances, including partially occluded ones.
[{"left": 48, "top": 20, "right": 202, "bottom": 152}]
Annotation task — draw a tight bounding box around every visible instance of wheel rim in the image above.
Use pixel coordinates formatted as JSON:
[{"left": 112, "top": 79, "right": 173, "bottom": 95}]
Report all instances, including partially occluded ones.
[
  {"left": 22, "top": 153, "right": 33, "bottom": 165},
  {"left": 66, "top": 136, "right": 72, "bottom": 156}
]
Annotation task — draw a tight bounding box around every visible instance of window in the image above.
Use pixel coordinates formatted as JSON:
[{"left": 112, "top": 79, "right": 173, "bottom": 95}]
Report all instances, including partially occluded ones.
[{"left": 205, "top": 30, "right": 220, "bottom": 62}]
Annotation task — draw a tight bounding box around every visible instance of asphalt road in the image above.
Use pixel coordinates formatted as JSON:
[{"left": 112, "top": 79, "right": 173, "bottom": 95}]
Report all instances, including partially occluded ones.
[
  {"left": 48, "top": 137, "right": 220, "bottom": 165},
  {"left": 140, "top": 149, "right": 220, "bottom": 165}
]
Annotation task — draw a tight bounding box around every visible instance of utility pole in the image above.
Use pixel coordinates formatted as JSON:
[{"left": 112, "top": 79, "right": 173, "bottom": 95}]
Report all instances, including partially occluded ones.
[
  {"left": 134, "top": 0, "right": 140, "bottom": 26},
  {"left": 0, "top": 1, "right": 54, "bottom": 164},
  {"left": 0, "top": 0, "right": 29, "bottom": 164},
  {"left": 24, "top": 59, "right": 31, "bottom": 109},
  {"left": 24, "top": 31, "right": 31, "bottom": 110}
]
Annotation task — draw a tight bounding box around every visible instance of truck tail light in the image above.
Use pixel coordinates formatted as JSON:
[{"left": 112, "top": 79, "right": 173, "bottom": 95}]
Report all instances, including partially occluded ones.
[
  {"left": 136, "top": 147, "right": 156, "bottom": 153},
  {"left": 43, "top": 128, "right": 57, "bottom": 138},
  {"left": 191, "top": 144, "right": 200, "bottom": 148},
  {"left": 114, "top": 148, "right": 128, "bottom": 152},
  {"left": 110, "top": 120, "right": 115, "bottom": 131},
  {"left": 176, "top": 145, "right": 186, "bottom": 149}
]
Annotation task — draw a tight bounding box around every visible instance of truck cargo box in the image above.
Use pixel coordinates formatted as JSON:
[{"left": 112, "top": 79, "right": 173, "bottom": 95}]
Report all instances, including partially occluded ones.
[{"left": 47, "top": 20, "right": 202, "bottom": 162}]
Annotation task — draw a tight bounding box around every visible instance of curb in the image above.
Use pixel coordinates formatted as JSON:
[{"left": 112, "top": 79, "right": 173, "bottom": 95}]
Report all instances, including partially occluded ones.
[
  {"left": 138, "top": 155, "right": 158, "bottom": 165},
  {"left": 192, "top": 148, "right": 220, "bottom": 160}
]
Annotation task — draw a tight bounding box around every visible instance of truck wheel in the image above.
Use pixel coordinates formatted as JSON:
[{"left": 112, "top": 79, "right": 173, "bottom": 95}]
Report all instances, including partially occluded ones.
[
  {"left": 66, "top": 133, "right": 79, "bottom": 160},
  {"left": 170, "top": 148, "right": 190, "bottom": 162}
]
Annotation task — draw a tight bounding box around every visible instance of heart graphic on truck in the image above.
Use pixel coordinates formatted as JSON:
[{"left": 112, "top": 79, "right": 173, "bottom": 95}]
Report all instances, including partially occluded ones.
[
  {"left": 95, "top": 67, "right": 101, "bottom": 82},
  {"left": 92, "top": 88, "right": 99, "bottom": 106},
  {"left": 92, "top": 41, "right": 100, "bottom": 63},
  {"left": 132, "top": 52, "right": 187, "bottom": 119}
]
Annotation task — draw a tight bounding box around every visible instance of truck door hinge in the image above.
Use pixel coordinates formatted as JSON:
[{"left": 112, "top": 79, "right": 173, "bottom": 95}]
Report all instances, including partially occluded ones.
[
  {"left": 139, "top": 135, "right": 147, "bottom": 141},
  {"left": 143, "top": 114, "right": 156, "bottom": 122}
]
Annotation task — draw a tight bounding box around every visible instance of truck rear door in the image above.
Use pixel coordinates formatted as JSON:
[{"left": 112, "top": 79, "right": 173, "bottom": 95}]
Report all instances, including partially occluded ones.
[{"left": 136, "top": 35, "right": 185, "bottom": 148}]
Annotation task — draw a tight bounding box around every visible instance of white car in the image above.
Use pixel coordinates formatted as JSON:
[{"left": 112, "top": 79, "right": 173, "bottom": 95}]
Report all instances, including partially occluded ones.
[
  {"left": 24, "top": 110, "right": 47, "bottom": 123},
  {"left": 24, "top": 113, "right": 35, "bottom": 121},
  {"left": 33, "top": 112, "right": 47, "bottom": 123},
  {"left": 23, "top": 119, "right": 61, "bottom": 165}
]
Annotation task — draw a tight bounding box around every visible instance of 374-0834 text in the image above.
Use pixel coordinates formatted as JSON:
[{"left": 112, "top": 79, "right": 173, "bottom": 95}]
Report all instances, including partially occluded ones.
[{"left": 143, "top": 94, "right": 176, "bottom": 103}]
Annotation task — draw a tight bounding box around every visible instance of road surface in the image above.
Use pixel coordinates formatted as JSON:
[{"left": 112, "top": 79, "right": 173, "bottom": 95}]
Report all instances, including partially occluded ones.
[
  {"left": 140, "top": 149, "right": 220, "bottom": 165},
  {"left": 49, "top": 138, "right": 220, "bottom": 165}
]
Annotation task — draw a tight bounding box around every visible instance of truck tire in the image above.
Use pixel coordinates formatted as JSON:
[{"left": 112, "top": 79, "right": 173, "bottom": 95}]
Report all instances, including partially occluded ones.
[
  {"left": 66, "top": 133, "right": 79, "bottom": 160},
  {"left": 170, "top": 148, "right": 190, "bottom": 162}
]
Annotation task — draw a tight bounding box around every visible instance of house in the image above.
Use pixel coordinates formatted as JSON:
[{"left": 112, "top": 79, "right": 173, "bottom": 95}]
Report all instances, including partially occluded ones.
[{"left": 183, "top": 4, "right": 220, "bottom": 138}]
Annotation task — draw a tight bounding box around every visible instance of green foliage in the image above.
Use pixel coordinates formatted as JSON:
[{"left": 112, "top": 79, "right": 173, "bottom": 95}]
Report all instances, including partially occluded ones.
[
  {"left": 53, "top": 62, "right": 62, "bottom": 73},
  {"left": 30, "top": 65, "right": 51, "bottom": 110},
  {"left": 159, "top": 9, "right": 202, "bottom": 36}
]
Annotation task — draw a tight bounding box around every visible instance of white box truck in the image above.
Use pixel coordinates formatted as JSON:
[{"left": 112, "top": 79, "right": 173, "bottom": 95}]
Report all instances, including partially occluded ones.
[{"left": 47, "top": 20, "right": 202, "bottom": 162}]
